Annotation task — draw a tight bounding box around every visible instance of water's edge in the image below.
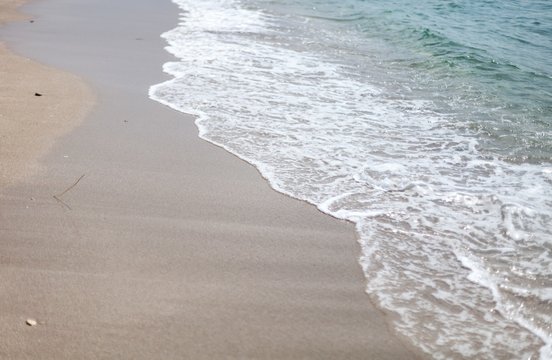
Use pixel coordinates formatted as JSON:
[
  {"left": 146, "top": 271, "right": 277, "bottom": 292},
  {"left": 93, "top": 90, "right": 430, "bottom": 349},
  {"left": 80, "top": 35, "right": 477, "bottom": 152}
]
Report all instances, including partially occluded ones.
[{"left": 149, "top": 0, "right": 551, "bottom": 358}]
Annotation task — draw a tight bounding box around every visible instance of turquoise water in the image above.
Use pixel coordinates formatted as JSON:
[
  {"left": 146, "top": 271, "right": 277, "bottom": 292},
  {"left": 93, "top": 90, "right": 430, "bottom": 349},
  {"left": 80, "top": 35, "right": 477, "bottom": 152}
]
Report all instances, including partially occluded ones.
[
  {"left": 259, "top": 0, "right": 552, "bottom": 163},
  {"left": 150, "top": 0, "right": 552, "bottom": 358}
]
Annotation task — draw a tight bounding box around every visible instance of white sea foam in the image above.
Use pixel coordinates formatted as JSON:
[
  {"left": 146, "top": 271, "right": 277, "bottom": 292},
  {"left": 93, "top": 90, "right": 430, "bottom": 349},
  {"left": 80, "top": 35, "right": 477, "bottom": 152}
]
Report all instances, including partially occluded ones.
[{"left": 150, "top": 0, "right": 552, "bottom": 358}]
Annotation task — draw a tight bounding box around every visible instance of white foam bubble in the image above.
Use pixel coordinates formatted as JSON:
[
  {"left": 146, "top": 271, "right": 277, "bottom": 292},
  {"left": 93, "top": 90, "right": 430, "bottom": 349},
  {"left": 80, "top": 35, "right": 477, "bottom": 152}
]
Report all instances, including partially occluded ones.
[{"left": 150, "top": 0, "right": 552, "bottom": 358}]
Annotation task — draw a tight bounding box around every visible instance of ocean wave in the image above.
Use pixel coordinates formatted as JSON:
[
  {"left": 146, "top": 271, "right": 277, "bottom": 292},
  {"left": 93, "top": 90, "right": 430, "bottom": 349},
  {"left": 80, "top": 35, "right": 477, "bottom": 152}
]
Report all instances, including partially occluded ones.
[{"left": 150, "top": 0, "right": 552, "bottom": 358}]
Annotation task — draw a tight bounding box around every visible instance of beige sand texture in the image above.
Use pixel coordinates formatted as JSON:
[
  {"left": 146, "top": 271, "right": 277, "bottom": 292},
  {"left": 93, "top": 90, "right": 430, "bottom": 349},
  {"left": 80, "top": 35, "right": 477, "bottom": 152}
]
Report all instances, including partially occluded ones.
[
  {"left": 0, "top": 0, "right": 26, "bottom": 24},
  {"left": 0, "top": 0, "right": 429, "bottom": 359},
  {"left": 0, "top": 1, "right": 94, "bottom": 186}
]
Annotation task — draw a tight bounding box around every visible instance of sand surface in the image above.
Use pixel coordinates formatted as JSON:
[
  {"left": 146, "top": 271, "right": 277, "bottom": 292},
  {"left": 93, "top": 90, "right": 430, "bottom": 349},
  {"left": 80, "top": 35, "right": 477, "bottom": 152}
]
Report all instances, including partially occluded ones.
[
  {"left": 0, "top": 1, "right": 93, "bottom": 186},
  {"left": 0, "top": 0, "right": 25, "bottom": 24},
  {"left": 0, "top": 0, "right": 428, "bottom": 358}
]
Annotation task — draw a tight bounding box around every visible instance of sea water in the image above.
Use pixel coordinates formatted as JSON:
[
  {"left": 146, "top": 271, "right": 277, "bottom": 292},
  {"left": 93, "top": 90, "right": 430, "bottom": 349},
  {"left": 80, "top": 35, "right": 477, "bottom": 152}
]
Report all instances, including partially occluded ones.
[{"left": 149, "top": 0, "right": 552, "bottom": 358}]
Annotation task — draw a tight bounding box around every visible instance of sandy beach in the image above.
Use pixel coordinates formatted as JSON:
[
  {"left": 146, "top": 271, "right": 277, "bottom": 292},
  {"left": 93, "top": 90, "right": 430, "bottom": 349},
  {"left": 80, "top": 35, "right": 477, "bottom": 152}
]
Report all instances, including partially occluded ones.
[
  {"left": 0, "top": 0, "right": 427, "bottom": 358},
  {"left": 0, "top": 1, "right": 93, "bottom": 186}
]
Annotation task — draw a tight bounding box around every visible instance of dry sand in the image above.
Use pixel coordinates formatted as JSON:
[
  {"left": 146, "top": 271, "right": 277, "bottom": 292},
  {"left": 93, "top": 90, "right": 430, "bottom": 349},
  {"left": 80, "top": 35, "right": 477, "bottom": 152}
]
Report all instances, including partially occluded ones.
[
  {"left": 0, "top": 0, "right": 428, "bottom": 358},
  {"left": 0, "top": 1, "right": 93, "bottom": 186},
  {"left": 0, "top": 0, "right": 26, "bottom": 24}
]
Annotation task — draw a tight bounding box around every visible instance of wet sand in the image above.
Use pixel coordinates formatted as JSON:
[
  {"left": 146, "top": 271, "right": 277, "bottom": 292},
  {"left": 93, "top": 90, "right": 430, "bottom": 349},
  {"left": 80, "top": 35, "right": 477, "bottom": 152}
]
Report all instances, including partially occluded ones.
[
  {"left": 0, "top": 1, "right": 93, "bottom": 186},
  {"left": 0, "top": 0, "right": 427, "bottom": 358}
]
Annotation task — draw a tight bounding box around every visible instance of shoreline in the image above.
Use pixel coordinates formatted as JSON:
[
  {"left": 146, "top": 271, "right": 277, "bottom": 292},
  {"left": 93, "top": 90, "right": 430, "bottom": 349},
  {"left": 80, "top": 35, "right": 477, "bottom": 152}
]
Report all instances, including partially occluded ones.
[{"left": 0, "top": 0, "right": 428, "bottom": 358}]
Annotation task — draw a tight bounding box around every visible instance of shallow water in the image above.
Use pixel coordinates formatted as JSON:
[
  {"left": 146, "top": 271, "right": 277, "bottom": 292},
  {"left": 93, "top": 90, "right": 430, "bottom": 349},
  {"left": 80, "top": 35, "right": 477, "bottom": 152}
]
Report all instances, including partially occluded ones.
[{"left": 150, "top": 0, "right": 552, "bottom": 358}]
